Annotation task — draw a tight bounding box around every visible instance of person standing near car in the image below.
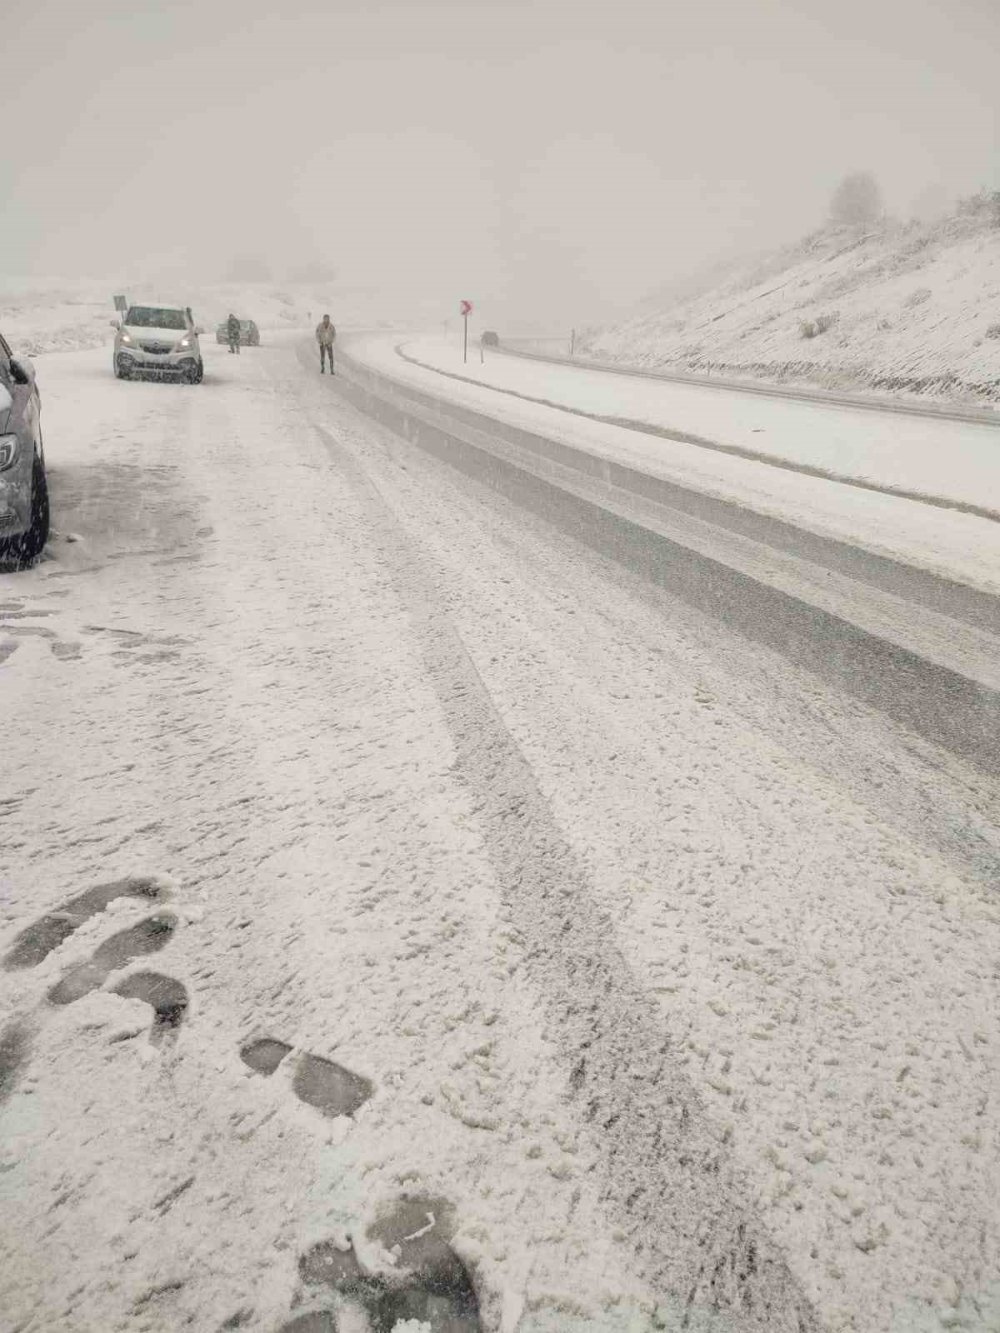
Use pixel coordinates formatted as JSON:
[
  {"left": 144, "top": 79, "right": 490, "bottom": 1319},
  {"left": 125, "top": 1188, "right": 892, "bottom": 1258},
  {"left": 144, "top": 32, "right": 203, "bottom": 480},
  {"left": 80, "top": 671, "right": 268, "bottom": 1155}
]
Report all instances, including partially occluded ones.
[
  {"left": 316, "top": 314, "right": 336, "bottom": 374},
  {"left": 227, "top": 312, "right": 241, "bottom": 355}
]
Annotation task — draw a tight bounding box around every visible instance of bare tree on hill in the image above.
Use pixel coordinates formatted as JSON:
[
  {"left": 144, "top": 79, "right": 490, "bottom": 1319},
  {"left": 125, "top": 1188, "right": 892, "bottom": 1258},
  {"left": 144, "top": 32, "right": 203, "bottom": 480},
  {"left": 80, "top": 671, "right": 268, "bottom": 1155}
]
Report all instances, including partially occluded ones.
[{"left": 829, "top": 171, "right": 883, "bottom": 227}]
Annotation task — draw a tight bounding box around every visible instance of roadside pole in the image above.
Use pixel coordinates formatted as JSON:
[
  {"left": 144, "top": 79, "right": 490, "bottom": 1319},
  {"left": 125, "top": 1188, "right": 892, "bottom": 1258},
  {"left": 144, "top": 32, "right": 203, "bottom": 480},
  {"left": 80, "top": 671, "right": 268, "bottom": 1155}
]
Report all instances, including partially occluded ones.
[
  {"left": 570, "top": 327, "right": 576, "bottom": 358},
  {"left": 459, "top": 299, "right": 473, "bottom": 364}
]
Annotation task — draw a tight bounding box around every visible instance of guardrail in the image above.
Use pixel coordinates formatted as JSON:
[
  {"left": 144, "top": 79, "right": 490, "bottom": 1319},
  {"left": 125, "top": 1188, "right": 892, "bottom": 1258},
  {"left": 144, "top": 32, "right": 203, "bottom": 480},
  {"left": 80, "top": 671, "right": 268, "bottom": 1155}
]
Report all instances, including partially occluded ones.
[{"left": 495, "top": 341, "right": 1000, "bottom": 427}]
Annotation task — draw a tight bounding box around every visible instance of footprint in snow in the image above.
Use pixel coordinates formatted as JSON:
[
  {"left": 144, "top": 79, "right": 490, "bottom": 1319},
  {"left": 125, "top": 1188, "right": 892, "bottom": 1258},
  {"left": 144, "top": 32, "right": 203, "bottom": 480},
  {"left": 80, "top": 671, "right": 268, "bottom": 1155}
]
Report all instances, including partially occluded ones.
[
  {"left": 112, "top": 971, "right": 189, "bottom": 1041},
  {"left": 2, "top": 876, "right": 189, "bottom": 1043},
  {"left": 278, "top": 1314, "right": 335, "bottom": 1333},
  {"left": 47, "top": 912, "right": 177, "bottom": 1005},
  {"left": 3, "top": 875, "right": 170, "bottom": 971},
  {"left": 0, "top": 622, "right": 82, "bottom": 661},
  {"left": 45, "top": 914, "right": 189, "bottom": 1042},
  {"left": 239, "top": 1037, "right": 373, "bottom": 1119},
  {"left": 293, "top": 1194, "right": 480, "bottom": 1333},
  {"left": 0, "top": 1019, "right": 32, "bottom": 1105}
]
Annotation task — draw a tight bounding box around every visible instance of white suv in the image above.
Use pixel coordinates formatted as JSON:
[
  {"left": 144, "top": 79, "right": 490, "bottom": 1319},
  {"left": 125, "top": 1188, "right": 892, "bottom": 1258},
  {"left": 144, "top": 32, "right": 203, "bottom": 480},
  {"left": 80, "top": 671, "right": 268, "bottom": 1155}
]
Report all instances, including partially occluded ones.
[{"left": 113, "top": 304, "right": 204, "bottom": 383}]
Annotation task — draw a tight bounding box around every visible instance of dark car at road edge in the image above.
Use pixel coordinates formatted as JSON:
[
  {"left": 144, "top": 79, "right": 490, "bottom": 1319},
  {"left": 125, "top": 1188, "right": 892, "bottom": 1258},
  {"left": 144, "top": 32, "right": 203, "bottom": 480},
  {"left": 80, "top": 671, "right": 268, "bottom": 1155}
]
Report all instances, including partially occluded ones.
[{"left": 0, "top": 330, "right": 48, "bottom": 567}]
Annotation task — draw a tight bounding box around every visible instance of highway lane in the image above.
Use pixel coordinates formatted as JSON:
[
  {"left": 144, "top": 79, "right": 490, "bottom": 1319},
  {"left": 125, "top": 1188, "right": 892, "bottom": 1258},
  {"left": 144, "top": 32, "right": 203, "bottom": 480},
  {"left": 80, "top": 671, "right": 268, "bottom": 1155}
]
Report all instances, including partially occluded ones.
[
  {"left": 309, "top": 340, "right": 1000, "bottom": 1331},
  {"left": 334, "top": 341, "right": 1000, "bottom": 779},
  {"left": 2, "top": 338, "right": 998, "bottom": 1333}
]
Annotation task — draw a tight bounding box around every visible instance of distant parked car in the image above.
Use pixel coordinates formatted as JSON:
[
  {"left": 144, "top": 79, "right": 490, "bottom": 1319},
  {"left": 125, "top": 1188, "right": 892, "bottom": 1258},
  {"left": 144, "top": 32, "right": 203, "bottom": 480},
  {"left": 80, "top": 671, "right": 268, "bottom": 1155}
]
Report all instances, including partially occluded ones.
[
  {"left": 215, "top": 319, "right": 260, "bottom": 346},
  {"left": 0, "top": 330, "right": 48, "bottom": 566},
  {"left": 113, "top": 304, "right": 204, "bottom": 383},
  {"left": 481, "top": 330, "right": 500, "bottom": 347}
]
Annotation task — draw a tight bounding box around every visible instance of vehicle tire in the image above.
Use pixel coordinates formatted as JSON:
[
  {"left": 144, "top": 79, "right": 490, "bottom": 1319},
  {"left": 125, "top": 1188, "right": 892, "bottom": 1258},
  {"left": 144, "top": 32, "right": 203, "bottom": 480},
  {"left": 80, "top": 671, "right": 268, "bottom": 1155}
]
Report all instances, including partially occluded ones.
[
  {"left": 115, "top": 358, "right": 131, "bottom": 380},
  {"left": 0, "top": 454, "right": 49, "bottom": 567},
  {"left": 187, "top": 360, "right": 204, "bottom": 385}
]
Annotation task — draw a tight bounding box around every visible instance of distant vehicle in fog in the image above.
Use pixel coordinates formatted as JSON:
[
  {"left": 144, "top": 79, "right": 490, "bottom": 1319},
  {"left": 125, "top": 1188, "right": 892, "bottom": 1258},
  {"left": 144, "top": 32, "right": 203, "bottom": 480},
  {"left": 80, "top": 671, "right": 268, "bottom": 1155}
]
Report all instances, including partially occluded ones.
[
  {"left": 481, "top": 330, "right": 500, "bottom": 347},
  {"left": 113, "top": 305, "right": 204, "bottom": 383},
  {"left": 216, "top": 319, "right": 260, "bottom": 346},
  {"left": 0, "top": 330, "right": 48, "bottom": 565}
]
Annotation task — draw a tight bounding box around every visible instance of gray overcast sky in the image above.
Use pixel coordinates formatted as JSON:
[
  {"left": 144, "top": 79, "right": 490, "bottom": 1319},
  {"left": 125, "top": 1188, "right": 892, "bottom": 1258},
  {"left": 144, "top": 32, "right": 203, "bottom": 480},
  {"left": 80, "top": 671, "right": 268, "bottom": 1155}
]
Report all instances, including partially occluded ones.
[{"left": 2, "top": 0, "right": 997, "bottom": 323}]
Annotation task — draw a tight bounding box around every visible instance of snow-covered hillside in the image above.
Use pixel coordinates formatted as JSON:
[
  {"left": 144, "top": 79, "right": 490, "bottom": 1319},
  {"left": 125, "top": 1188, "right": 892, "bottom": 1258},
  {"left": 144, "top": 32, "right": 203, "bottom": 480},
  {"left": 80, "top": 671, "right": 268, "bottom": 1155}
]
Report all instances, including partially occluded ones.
[{"left": 581, "top": 196, "right": 1000, "bottom": 405}]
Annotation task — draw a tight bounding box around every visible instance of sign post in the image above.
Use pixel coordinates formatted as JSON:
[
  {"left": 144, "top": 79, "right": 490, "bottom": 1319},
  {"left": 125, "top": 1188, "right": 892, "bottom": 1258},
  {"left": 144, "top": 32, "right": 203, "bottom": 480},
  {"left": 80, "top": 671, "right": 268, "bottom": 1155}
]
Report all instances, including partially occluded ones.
[{"left": 459, "top": 300, "right": 473, "bottom": 363}]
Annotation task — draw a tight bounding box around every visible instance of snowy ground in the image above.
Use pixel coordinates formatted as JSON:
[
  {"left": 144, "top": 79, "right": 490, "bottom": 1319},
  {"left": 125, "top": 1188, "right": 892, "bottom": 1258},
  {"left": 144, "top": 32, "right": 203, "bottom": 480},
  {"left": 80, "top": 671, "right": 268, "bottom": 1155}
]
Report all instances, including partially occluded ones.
[{"left": 2, "top": 338, "right": 1000, "bottom": 1333}]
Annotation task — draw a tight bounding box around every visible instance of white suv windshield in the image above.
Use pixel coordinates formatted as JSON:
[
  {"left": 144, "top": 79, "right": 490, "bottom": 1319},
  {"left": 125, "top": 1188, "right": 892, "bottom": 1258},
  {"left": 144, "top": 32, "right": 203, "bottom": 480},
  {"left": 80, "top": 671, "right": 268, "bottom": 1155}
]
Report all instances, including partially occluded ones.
[{"left": 125, "top": 307, "right": 187, "bottom": 329}]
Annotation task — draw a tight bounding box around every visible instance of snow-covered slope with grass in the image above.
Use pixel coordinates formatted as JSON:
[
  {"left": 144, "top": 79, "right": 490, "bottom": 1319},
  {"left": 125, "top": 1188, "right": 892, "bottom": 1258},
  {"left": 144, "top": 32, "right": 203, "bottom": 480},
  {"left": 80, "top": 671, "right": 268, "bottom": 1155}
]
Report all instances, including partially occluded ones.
[{"left": 582, "top": 197, "right": 1000, "bottom": 405}]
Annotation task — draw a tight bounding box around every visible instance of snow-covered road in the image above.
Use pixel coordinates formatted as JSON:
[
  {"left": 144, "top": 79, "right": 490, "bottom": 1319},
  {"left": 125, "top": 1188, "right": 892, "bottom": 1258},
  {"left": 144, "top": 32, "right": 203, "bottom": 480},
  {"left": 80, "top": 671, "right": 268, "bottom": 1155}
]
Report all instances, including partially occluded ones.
[
  {"left": 2, "top": 338, "right": 999, "bottom": 1333},
  {"left": 347, "top": 335, "right": 1000, "bottom": 598},
  {"left": 385, "top": 336, "right": 1000, "bottom": 513}
]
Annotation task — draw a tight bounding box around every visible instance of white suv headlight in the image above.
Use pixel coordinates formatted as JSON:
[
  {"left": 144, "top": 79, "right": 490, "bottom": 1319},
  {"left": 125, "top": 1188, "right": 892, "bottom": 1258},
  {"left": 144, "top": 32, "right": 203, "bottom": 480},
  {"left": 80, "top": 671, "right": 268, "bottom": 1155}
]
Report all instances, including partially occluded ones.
[
  {"left": 0, "top": 435, "right": 19, "bottom": 471},
  {"left": 119, "top": 330, "right": 135, "bottom": 346},
  {"left": 175, "top": 335, "right": 194, "bottom": 351}
]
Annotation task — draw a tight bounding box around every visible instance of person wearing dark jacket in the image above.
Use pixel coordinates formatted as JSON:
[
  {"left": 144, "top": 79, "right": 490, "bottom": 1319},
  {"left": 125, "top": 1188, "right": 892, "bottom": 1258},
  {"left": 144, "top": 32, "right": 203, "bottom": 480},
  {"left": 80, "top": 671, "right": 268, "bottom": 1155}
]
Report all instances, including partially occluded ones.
[
  {"left": 316, "top": 315, "right": 336, "bottom": 374},
  {"left": 227, "top": 313, "right": 241, "bottom": 355}
]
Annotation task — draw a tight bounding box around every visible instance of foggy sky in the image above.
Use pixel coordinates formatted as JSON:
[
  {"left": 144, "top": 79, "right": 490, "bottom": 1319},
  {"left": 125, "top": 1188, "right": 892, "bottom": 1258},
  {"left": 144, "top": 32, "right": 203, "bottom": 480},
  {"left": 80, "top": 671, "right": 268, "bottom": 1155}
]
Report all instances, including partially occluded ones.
[{"left": 2, "top": 0, "right": 997, "bottom": 325}]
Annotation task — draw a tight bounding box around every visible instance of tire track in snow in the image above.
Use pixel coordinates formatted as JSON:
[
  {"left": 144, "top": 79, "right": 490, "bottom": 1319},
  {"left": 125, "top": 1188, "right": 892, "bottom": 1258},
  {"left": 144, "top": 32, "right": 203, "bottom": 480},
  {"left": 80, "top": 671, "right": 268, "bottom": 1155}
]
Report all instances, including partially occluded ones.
[{"left": 309, "top": 416, "right": 822, "bottom": 1333}]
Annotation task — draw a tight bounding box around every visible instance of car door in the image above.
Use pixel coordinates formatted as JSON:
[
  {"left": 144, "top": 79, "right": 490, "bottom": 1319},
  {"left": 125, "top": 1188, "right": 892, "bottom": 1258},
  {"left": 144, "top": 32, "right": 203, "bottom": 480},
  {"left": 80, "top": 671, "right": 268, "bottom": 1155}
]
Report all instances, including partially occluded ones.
[{"left": 0, "top": 334, "right": 40, "bottom": 464}]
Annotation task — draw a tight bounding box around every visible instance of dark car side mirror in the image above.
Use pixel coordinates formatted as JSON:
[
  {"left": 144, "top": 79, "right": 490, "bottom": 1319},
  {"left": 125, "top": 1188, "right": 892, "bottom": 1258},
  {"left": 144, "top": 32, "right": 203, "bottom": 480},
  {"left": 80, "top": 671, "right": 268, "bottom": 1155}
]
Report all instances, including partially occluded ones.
[{"left": 9, "top": 358, "right": 33, "bottom": 386}]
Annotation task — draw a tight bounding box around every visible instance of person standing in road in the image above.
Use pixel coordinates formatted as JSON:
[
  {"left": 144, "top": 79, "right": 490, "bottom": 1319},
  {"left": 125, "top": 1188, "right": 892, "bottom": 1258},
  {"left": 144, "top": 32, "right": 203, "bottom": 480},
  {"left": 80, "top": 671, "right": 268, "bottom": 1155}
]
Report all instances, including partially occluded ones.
[
  {"left": 227, "top": 312, "right": 241, "bottom": 355},
  {"left": 316, "top": 314, "right": 336, "bottom": 374}
]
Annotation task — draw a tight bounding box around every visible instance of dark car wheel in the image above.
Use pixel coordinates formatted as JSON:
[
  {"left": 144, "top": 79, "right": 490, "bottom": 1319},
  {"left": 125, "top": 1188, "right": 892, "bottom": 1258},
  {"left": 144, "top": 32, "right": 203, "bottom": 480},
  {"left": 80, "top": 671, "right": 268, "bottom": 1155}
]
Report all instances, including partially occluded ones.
[
  {"left": 115, "top": 358, "right": 132, "bottom": 380},
  {"left": 0, "top": 454, "right": 49, "bottom": 567},
  {"left": 186, "top": 360, "right": 204, "bottom": 385}
]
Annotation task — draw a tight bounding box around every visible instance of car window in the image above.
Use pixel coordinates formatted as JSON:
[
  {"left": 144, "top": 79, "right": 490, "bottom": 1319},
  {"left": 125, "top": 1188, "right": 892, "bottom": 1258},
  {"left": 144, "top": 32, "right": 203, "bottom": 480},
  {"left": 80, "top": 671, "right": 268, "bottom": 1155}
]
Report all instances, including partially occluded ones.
[
  {"left": 124, "top": 307, "right": 187, "bottom": 329},
  {"left": 0, "top": 333, "right": 12, "bottom": 390}
]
